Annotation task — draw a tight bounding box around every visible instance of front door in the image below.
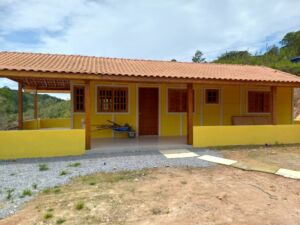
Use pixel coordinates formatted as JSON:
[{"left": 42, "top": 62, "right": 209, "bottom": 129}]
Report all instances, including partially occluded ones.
[{"left": 138, "top": 88, "right": 159, "bottom": 135}]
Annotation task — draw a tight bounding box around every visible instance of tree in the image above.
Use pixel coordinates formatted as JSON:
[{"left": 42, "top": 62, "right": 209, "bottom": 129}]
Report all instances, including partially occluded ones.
[
  {"left": 280, "top": 31, "right": 300, "bottom": 56},
  {"left": 192, "top": 50, "right": 205, "bottom": 63}
]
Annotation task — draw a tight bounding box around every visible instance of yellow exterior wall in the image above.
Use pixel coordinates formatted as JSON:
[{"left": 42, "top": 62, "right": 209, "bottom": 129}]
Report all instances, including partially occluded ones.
[
  {"left": 71, "top": 82, "right": 293, "bottom": 138},
  {"left": 23, "top": 118, "right": 70, "bottom": 129},
  {"left": 0, "top": 129, "right": 85, "bottom": 159},
  {"left": 193, "top": 125, "right": 300, "bottom": 147}
]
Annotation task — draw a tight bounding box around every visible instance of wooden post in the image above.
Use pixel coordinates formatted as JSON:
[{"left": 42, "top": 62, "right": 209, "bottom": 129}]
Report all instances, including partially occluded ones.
[
  {"left": 271, "top": 86, "right": 277, "bottom": 125},
  {"left": 187, "top": 83, "right": 193, "bottom": 145},
  {"left": 34, "top": 90, "right": 38, "bottom": 119},
  {"left": 85, "top": 80, "right": 91, "bottom": 150},
  {"left": 18, "top": 82, "right": 23, "bottom": 130}
]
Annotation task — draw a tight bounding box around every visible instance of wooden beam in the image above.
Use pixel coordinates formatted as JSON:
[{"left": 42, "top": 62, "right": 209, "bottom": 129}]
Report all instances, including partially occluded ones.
[
  {"left": 187, "top": 83, "right": 193, "bottom": 145},
  {"left": 1, "top": 70, "right": 300, "bottom": 87},
  {"left": 271, "top": 86, "right": 277, "bottom": 124},
  {"left": 84, "top": 80, "right": 91, "bottom": 150},
  {"left": 18, "top": 82, "right": 23, "bottom": 130},
  {"left": 34, "top": 90, "right": 38, "bottom": 119}
]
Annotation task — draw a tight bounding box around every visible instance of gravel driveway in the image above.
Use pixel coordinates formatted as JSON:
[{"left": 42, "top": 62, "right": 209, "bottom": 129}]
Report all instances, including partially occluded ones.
[{"left": 0, "top": 149, "right": 220, "bottom": 218}]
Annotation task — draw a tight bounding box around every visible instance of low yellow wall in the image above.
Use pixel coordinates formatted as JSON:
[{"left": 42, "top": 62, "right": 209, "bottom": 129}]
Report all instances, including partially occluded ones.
[
  {"left": 23, "top": 120, "right": 40, "bottom": 130},
  {"left": 0, "top": 129, "right": 85, "bottom": 160},
  {"left": 40, "top": 118, "right": 71, "bottom": 128},
  {"left": 193, "top": 125, "right": 300, "bottom": 147},
  {"left": 23, "top": 118, "right": 71, "bottom": 130}
]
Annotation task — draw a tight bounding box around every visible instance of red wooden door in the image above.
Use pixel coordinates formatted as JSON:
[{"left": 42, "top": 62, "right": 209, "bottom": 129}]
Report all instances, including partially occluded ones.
[{"left": 138, "top": 88, "right": 159, "bottom": 135}]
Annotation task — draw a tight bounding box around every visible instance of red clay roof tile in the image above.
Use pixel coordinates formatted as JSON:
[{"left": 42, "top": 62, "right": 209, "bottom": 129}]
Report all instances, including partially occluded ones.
[{"left": 0, "top": 51, "right": 300, "bottom": 84}]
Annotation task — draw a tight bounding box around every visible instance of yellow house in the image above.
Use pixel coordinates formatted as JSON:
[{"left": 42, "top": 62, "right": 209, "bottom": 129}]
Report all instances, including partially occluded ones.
[{"left": 0, "top": 51, "right": 300, "bottom": 159}]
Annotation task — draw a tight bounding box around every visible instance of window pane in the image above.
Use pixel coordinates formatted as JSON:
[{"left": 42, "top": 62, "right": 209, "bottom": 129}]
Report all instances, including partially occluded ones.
[
  {"left": 74, "top": 86, "right": 84, "bottom": 112},
  {"left": 206, "top": 89, "right": 219, "bottom": 104},
  {"left": 248, "top": 91, "right": 270, "bottom": 113}
]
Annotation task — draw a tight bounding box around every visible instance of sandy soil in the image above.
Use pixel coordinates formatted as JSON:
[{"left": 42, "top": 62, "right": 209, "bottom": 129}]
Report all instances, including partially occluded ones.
[
  {"left": 0, "top": 166, "right": 299, "bottom": 225},
  {"left": 221, "top": 145, "right": 300, "bottom": 171}
]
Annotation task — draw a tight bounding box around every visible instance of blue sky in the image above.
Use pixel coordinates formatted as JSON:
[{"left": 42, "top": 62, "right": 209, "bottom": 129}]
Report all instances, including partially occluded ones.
[{"left": 0, "top": 0, "right": 300, "bottom": 99}]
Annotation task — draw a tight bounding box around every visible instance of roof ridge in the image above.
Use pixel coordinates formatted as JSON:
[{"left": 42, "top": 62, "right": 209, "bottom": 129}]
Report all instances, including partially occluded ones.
[{"left": 0, "top": 51, "right": 274, "bottom": 68}]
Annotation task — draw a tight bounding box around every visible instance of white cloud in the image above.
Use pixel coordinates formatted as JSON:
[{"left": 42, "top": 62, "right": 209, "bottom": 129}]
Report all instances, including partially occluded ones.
[{"left": 1, "top": 0, "right": 299, "bottom": 60}]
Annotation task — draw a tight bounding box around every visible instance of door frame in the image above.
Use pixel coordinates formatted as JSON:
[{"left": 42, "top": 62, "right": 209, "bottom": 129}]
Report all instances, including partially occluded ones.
[{"left": 136, "top": 85, "right": 161, "bottom": 136}]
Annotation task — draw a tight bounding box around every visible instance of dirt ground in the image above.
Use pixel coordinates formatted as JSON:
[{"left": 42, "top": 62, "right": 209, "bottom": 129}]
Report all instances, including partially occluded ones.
[
  {"left": 221, "top": 144, "right": 300, "bottom": 171},
  {"left": 1, "top": 165, "right": 300, "bottom": 225}
]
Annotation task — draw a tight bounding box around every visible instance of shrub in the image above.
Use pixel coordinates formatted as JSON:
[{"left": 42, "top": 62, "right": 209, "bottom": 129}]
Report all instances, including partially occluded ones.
[
  {"left": 44, "top": 213, "right": 53, "bottom": 219},
  {"left": 6, "top": 188, "right": 14, "bottom": 200},
  {"left": 56, "top": 218, "right": 66, "bottom": 224},
  {"left": 20, "top": 189, "right": 32, "bottom": 198},
  {"left": 59, "top": 170, "right": 70, "bottom": 176},
  {"left": 68, "top": 162, "right": 81, "bottom": 167},
  {"left": 75, "top": 202, "right": 84, "bottom": 210},
  {"left": 39, "top": 164, "right": 49, "bottom": 171}
]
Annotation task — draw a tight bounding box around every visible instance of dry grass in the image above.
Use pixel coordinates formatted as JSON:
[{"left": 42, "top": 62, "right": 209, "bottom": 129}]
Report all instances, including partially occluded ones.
[{"left": 220, "top": 144, "right": 300, "bottom": 170}]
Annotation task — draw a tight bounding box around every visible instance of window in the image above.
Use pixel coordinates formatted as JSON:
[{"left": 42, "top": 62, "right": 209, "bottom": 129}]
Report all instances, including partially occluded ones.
[
  {"left": 248, "top": 91, "right": 270, "bottom": 113},
  {"left": 168, "top": 89, "right": 194, "bottom": 112},
  {"left": 205, "top": 89, "right": 219, "bottom": 104},
  {"left": 97, "top": 87, "right": 128, "bottom": 112},
  {"left": 73, "top": 86, "right": 85, "bottom": 112}
]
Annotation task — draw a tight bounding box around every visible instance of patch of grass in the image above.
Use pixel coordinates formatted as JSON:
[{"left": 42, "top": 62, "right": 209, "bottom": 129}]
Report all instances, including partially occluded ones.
[
  {"left": 6, "top": 188, "right": 14, "bottom": 201},
  {"left": 44, "top": 212, "right": 53, "bottom": 220},
  {"left": 68, "top": 162, "right": 81, "bottom": 167},
  {"left": 39, "top": 164, "right": 49, "bottom": 171},
  {"left": 81, "top": 170, "right": 147, "bottom": 184},
  {"left": 47, "top": 208, "right": 54, "bottom": 212},
  {"left": 59, "top": 170, "right": 70, "bottom": 176},
  {"left": 43, "top": 188, "right": 51, "bottom": 194},
  {"left": 20, "top": 189, "right": 32, "bottom": 198},
  {"left": 181, "top": 181, "right": 187, "bottom": 185},
  {"left": 32, "top": 183, "right": 38, "bottom": 189},
  {"left": 75, "top": 201, "right": 84, "bottom": 210},
  {"left": 151, "top": 208, "right": 162, "bottom": 215},
  {"left": 53, "top": 188, "right": 61, "bottom": 194},
  {"left": 43, "top": 187, "right": 60, "bottom": 194},
  {"left": 89, "top": 181, "right": 96, "bottom": 186},
  {"left": 56, "top": 218, "right": 66, "bottom": 224}
]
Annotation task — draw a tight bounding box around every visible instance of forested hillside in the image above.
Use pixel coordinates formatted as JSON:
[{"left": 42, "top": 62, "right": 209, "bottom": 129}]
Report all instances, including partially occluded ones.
[
  {"left": 0, "top": 87, "right": 70, "bottom": 129},
  {"left": 213, "top": 31, "right": 300, "bottom": 76}
]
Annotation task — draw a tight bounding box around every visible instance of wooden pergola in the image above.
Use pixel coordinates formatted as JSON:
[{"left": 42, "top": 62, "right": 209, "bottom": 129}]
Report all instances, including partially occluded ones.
[{"left": 10, "top": 74, "right": 195, "bottom": 150}]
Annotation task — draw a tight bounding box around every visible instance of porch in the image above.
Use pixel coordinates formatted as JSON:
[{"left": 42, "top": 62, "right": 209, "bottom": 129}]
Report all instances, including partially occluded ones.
[{"left": 90, "top": 136, "right": 189, "bottom": 153}]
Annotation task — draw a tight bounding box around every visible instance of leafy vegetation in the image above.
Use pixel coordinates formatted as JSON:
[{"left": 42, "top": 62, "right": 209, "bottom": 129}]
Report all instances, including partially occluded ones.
[
  {"left": 212, "top": 30, "right": 300, "bottom": 75},
  {"left": 75, "top": 202, "right": 84, "bottom": 210},
  {"left": 38, "top": 164, "right": 49, "bottom": 171},
  {"left": 20, "top": 189, "right": 32, "bottom": 198},
  {"left": 0, "top": 87, "right": 70, "bottom": 129}
]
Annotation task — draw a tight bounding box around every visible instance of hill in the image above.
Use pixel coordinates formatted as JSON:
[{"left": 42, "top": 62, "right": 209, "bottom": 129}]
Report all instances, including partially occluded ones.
[{"left": 0, "top": 87, "right": 70, "bottom": 129}]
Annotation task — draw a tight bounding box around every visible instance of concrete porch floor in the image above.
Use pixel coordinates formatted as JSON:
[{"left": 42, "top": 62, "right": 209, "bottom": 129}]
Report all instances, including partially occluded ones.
[{"left": 90, "top": 136, "right": 191, "bottom": 154}]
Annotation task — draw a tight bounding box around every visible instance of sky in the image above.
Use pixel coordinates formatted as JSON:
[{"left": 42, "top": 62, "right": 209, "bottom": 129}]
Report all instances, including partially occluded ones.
[{"left": 0, "top": 0, "right": 299, "bottom": 99}]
